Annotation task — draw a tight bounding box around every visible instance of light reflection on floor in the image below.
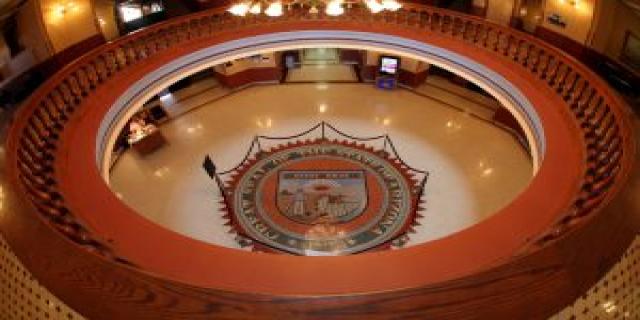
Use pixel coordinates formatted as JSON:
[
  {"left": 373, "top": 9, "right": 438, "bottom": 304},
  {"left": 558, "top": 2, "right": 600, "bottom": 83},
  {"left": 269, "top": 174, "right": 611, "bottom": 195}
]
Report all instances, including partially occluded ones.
[{"left": 109, "top": 83, "right": 533, "bottom": 250}]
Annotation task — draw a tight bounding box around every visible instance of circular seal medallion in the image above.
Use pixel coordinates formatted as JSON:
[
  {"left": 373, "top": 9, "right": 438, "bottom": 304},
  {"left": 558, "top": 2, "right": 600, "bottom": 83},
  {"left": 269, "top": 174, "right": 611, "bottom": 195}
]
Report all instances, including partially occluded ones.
[{"left": 225, "top": 140, "right": 421, "bottom": 256}]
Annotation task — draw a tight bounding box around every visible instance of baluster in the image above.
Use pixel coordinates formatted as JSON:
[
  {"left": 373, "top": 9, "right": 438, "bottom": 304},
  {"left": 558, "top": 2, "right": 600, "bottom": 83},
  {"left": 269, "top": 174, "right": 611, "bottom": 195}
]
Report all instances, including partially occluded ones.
[
  {"left": 462, "top": 21, "right": 475, "bottom": 41},
  {"left": 490, "top": 29, "right": 501, "bottom": 51},
  {"left": 65, "top": 75, "right": 83, "bottom": 100},
  {"left": 44, "top": 93, "right": 66, "bottom": 117},
  {"left": 100, "top": 52, "right": 117, "bottom": 77},
  {"left": 144, "top": 33, "right": 159, "bottom": 56},
  {"left": 517, "top": 42, "right": 530, "bottom": 65},
  {"left": 123, "top": 43, "right": 137, "bottom": 66},
  {"left": 535, "top": 51, "right": 549, "bottom": 78},
  {"left": 22, "top": 126, "right": 52, "bottom": 152},
  {"left": 442, "top": 15, "right": 452, "bottom": 34},
  {"left": 58, "top": 82, "right": 79, "bottom": 106},
  {"left": 553, "top": 64, "right": 570, "bottom": 92},
  {"left": 578, "top": 95, "right": 601, "bottom": 119},
  {"left": 210, "top": 14, "right": 222, "bottom": 32},
  {"left": 178, "top": 22, "right": 189, "bottom": 42},
  {"left": 93, "top": 56, "right": 109, "bottom": 82},
  {"left": 155, "top": 30, "right": 169, "bottom": 51},
  {"left": 507, "top": 36, "right": 519, "bottom": 61},
  {"left": 437, "top": 13, "right": 446, "bottom": 32},
  {"left": 560, "top": 71, "right": 578, "bottom": 100},
  {"left": 131, "top": 38, "right": 147, "bottom": 60},
  {"left": 450, "top": 16, "right": 459, "bottom": 36},
  {"left": 449, "top": 15, "right": 457, "bottom": 36},
  {"left": 481, "top": 26, "right": 492, "bottom": 48},
  {"left": 33, "top": 107, "right": 61, "bottom": 132},
  {"left": 407, "top": 9, "right": 417, "bottom": 27},
  {"left": 526, "top": 46, "right": 541, "bottom": 74},
  {"left": 472, "top": 24, "right": 483, "bottom": 45},
  {"left": 584, "top": 102, "right": 606, "bottom": 133},
  {"left": 75, "top": 68, "right": 92, "bottom": 94},
  {"left": 188, "top": 20, "right": 199, "bottom": 39},
  {"left": 23, "top": 128, "right": 53, "bottom": 151},
  {"left": 595, "top": 111, "right": 616, "bottom": 137},
  {"left": 50, "top": 90, "right": 71, "bottom": 114},
  {"left": 158, "top": 29, "right": 171, "bottom": 50},
  {"left": 20, "top": 128, "right": 52, "bottom": 154},
  {"left": 205, "top": 15, "right": 217, "bottom": 31},
  {"left": 496, "top": 31, "right": 506, "bottom": 55},
  {"left": 114, "top": 47, "right": 127, "bottom": 69},
  {"left": 566, "top": 77, "right": 586, "bottom": 106},
  {"left": 456, "top": 17, "right": 467, "bottom": 38},
  {"left": 542, "top": 56, "right": 559, "bottom": 82},
  {"left": 200, "top": 16, "right": 212, "bottom": 36},
  {"left": 502, "top": 33, "right": 513, "bottom": 56},
  {"left": 572, "top": 87, "right": 594, "bottom": 113},
  {"left": 430, "top": 12, "right": 439, "bottom": 31},
  {"left": 164, "top": 26, "right": 177, "bottom": 48},
  {"left": 397, "top": 9, "right": 407, "bottom": 25},
  {"left": 42, "top": 98, "right": 67, "bottom": 123},
  {"left": 19, "top": 145, "right": 53, "bottom": 173},
  {"left": 17, "top": 146, "right": 49, "bottom": 172},
  {"left": 420, "top": 11, "right": 430, "bottom": 30},
  {"left": 83, "top": 63, "right": 100, "bottom": 88},
  {"left": 20, "top": 134, "right": 54, "bottom": 161},
  {"left": 550, "top": 63, "right": 567, "bottom": 91}
]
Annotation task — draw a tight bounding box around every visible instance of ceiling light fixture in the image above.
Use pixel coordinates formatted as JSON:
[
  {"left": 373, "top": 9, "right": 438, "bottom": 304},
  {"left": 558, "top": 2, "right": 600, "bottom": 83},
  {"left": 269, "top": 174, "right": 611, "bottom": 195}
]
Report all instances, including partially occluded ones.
[
  {"left": 265, "top": 2, "right": 284, "bottom": 16},
  {"left": 228, "top": 0, "right": 402, "bottom": 17},
  {"left": 249, "top": 2, "right": 262, "bottom": 14},
  {"left": 325, "top": 0, "right": 345, "bottom": 16},
  {"left": 228, "top": 2, "right": 251, "bottom": 16}
]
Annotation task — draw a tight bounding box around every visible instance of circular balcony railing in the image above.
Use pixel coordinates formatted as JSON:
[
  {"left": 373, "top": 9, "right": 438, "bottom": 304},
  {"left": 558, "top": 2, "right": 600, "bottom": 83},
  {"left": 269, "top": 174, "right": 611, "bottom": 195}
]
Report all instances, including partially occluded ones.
[{"left": 2, "top": 4, "right": 637, "bottom": 319}]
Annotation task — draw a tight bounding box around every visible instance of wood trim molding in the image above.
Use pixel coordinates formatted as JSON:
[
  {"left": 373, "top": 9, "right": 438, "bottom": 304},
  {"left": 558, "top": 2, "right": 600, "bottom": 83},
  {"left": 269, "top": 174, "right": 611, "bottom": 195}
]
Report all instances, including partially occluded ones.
[{"left": 215, "top": 67, "right": 282, "bottom": 88}]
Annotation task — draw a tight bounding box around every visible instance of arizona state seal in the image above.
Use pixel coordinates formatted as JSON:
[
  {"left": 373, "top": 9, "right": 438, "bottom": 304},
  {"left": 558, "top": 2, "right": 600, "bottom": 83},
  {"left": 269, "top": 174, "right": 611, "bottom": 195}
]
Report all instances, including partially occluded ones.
[{"left": 224, "top": 140, "right": 421, "bottom": 255}]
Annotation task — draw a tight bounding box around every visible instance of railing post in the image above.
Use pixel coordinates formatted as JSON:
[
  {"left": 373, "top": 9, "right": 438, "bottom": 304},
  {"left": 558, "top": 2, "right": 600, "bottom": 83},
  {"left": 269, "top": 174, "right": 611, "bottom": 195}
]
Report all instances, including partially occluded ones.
[
  {"left": 417, "top": 174, "right": 428, "bottom": 199},
  {"left": 203, "top": 155, "right": 230, "bottom": 209},
  {"left": 321, "top": 121, "right": 326, "bottom": 140},
  {"left": 383, "top": 135, "right": 389, "bottom": 154},
  {"left": 214, "top": 173, "right": 228, "bottom": 201},
  {"left": 255, "top": 136, "right": 263, "bottom": 152}
]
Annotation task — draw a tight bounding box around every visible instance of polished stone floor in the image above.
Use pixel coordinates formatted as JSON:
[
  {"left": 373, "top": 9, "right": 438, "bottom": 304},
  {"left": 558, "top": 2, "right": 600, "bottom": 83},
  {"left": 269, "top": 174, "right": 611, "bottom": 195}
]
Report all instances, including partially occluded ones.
[{"left": 109, "top": 83, "right": 533, "bottom": 249}]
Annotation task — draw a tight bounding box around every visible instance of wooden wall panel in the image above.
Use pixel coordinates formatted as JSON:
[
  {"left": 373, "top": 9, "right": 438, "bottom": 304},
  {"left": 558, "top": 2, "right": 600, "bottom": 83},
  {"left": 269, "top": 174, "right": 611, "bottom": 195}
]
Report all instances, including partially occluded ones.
[{"left": 215, "top": 67, "right": 282, "bottom": 88}]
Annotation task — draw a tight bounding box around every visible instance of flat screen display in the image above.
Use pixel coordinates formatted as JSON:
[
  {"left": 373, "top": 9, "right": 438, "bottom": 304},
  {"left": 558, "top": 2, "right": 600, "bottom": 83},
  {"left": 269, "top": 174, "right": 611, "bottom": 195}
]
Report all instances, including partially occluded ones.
[{"left": 379, "top": 56, "right": 400, "bottom": 75}]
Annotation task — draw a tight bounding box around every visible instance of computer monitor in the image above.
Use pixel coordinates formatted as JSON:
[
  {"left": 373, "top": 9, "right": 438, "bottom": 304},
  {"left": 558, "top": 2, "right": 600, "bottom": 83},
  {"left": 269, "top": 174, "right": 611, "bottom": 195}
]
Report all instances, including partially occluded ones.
[{"left": 379, "top": 56, "right": 400, "bottom": 75}]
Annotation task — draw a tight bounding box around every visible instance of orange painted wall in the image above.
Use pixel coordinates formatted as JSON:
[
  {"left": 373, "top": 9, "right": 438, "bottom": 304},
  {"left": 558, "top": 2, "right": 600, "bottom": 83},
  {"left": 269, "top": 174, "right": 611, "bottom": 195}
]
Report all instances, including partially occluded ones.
[
  {"left": 39, "top": 0, "right": 100, "bottom": 53},
  {"left": 541, "top": 0, "right": 596, "bottom": 44}
]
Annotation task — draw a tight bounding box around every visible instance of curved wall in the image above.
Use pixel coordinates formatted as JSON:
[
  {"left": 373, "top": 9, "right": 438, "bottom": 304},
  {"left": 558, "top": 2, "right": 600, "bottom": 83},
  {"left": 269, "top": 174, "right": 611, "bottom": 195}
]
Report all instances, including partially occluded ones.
[{"left": 97, "top": 31, "right": 547, "bottom": 182}]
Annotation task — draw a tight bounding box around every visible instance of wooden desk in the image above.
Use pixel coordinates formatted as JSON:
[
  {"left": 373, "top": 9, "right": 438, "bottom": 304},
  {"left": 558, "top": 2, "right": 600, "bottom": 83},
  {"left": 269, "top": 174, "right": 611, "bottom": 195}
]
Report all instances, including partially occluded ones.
[{"left": 128, "top": 126, "right": 167, "bottom": 155}]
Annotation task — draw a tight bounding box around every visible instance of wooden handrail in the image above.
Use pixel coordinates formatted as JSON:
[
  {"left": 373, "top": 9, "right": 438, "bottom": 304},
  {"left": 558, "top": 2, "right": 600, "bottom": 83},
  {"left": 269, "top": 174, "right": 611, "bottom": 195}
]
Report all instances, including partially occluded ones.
[{"left": 2, "top": 4, "right": 636, "bottom": 319}]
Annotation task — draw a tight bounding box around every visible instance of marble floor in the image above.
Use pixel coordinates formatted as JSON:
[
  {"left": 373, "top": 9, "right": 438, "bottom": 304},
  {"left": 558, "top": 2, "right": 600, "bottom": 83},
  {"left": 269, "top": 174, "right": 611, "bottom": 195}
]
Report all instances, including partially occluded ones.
[{"left": 109, "top": 83, "right": 533, "bottom": 249}]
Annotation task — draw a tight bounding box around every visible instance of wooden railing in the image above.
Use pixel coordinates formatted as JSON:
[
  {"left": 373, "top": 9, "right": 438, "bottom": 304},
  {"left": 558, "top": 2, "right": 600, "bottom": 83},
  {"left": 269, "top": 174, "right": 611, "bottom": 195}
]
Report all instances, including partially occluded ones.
[{"left": 3, "top": 4, "right": 636, "bottom": 319}]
